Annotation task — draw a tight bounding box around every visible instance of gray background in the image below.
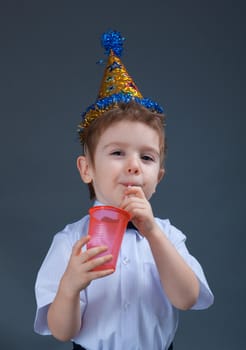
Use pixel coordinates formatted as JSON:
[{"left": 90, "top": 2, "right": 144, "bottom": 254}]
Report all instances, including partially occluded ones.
[{"left": 1, "top": 0, "right": 245, "bottom": 349}]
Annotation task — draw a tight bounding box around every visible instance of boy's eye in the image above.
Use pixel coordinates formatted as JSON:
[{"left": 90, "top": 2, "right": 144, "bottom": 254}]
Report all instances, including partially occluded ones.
[
  {"left": 141, "top": 155, "right": 154, "bottom": 162},
  {"left": 110, "top": 150, "right": 123, "bottom": 156}
]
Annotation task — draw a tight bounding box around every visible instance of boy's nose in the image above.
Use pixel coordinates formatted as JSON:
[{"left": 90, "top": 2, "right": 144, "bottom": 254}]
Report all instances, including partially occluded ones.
[
  {"left": 128, "top": 167, "right": 139, "bottom": 174},
  {"left": 126, "top": 157, "right": 141, "bottom": 174}
]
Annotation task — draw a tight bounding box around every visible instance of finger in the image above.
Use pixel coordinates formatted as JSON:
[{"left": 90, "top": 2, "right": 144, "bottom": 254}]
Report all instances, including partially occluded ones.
[
  {"left": 122, "top": 200, "right": 146, "bottom": 215},
  {"left": 81, "top": 245, "right": 109, "bottom": 263},
  {"left": 89, "top": 268, "right": 115, "bottom": 280},
  {"left": 84, "top": 268, "right": 115, "bottom": 285},
  {"left": 72, "top": 235, "right": 90, "bottom": 256},
  {"left": 124, "top": 186, "right": 145, "bottom": 198},
  {"left": 121, "top": 191, "right": 145, "bottom": 211},
  {"left": 86, "top": 253, "right": 113, "bottom": 271},
  {"left": 120, "top": 194, "right": 142, "bottom": 210}
]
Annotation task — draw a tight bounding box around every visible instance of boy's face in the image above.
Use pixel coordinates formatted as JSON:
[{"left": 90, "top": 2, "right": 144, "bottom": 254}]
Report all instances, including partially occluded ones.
[{"left": 77, "top": 120, "right": 164, "bottom": 207}]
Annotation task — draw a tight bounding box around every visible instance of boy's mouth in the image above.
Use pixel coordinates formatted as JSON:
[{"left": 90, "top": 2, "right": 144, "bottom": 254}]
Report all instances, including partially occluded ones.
[{"left": 121, "top": 183, "right": 142, "bottom": 188}]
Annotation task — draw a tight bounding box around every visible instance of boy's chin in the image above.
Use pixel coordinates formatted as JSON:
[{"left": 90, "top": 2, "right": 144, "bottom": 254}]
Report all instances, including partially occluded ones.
[
  {"left": 108, "top": 201, "right": 122, "bottom": 208},
  {"left": 96, "top": 198, "right": 121, "bottom": 208}
]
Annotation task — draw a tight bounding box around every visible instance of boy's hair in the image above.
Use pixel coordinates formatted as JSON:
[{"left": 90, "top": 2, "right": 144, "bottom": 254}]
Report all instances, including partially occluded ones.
[{"left": 82, "top": 101, "right": 167, "bottom": 199}]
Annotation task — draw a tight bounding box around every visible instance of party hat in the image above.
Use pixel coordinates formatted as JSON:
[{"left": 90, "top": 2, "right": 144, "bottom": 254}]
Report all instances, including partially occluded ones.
[{"left": 78, "top": 30, "right": 164, "bottom": 143}]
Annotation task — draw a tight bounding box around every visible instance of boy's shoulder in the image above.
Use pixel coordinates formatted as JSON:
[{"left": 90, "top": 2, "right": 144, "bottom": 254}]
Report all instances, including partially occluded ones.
[
  {"left": 53, "top": 214, "right": 90, "bottom": 243},
  {"left": 155, "top": 217, "right": 187, "bottom": 244}
]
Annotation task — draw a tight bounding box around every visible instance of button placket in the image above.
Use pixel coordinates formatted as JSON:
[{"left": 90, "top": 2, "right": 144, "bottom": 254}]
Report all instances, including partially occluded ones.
[{"left": 122, "top": 256, "right": 130, "bottom": 265}]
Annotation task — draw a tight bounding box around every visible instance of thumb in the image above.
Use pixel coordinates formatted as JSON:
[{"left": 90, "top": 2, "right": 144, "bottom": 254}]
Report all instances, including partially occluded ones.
[{"left": 72, "top": 235, "right": 90, "bottom": 256}]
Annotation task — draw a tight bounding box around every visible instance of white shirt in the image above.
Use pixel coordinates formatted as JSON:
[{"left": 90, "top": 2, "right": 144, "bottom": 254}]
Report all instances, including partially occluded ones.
[{"left": 34, "top": 212, "right": 214, "bottom": 350}]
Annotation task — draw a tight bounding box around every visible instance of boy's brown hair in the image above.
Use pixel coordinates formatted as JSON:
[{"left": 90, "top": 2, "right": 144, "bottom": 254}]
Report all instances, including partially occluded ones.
[{"left": 81, "top": 101, "right": 167, "bottom": 199}]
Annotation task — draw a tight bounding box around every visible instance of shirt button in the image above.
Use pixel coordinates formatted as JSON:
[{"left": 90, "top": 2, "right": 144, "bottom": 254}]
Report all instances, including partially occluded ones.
[
  {"left": 124, "top": 302, "right": 130, "bottom": 310},
  {"left": 122, "top": 256, "right": 130, "bottom": 265}
]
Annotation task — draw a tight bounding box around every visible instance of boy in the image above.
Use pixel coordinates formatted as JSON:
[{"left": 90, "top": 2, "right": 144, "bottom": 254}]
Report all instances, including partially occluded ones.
[{"left": 34, "top": 31, "right": 214, "bottom": 350}]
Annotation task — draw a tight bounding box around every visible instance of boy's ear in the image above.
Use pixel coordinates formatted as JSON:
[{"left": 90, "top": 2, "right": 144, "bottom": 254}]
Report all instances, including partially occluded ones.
[
  {"left": 77, "top": 156, "right": 92, "bottom": 184},
  {"left": 158, "top": 168, "right": 165, "bottom": 183}
]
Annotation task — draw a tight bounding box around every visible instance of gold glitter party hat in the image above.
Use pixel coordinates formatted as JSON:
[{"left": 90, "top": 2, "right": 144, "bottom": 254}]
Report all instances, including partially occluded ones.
[
  {"left": 97, "top": 46, "right": 143, "bottom": 100},
  {"left": 78, "top": 30, "right": 164, "bottom": 143}
]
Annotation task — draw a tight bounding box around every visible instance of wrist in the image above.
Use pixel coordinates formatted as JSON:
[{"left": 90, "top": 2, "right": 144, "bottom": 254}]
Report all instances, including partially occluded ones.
[
  {"left": 145, "top": 223, "right": 163, "bottom": 242},
  {"left": 59, "top": 276, "right": 81, "bottom": 301}
]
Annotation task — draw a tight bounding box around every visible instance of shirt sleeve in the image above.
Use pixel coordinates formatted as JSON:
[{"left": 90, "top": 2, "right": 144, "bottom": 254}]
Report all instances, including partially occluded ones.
[
  {"left": 34, "top": 220, "right": 88, "bottom": 335},
  {"left": 158, "top": 219, "right": 214, "bottom": 310}
]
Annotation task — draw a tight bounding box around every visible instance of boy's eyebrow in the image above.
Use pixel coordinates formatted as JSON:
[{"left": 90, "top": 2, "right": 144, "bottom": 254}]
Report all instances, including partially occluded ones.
[
  {"left": 103, "top": 142, "right": 160, "bottom": 157},
  {"left": 103, "top": 142, "right": 127, "bottom": 149}
]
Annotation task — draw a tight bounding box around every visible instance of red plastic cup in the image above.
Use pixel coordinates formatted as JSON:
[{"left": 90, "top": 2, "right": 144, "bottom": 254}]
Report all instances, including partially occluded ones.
[{"left": 87, "top": 206, "right": 130, "bottom": 271}]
